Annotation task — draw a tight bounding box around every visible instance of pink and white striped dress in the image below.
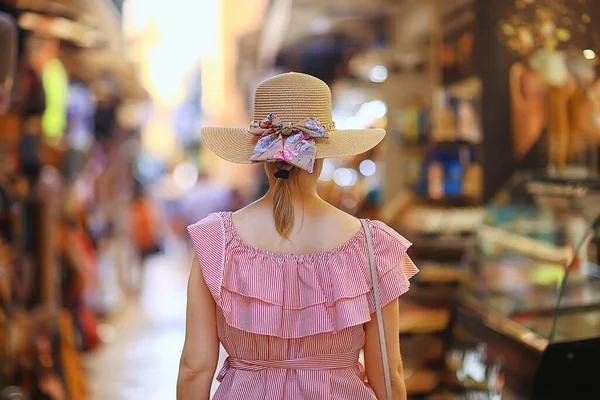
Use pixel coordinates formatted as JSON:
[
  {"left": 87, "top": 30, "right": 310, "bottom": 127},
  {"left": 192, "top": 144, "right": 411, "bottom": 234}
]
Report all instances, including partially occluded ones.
[{"left": 187, "top": 212, "right": 418, "bottom": 400}]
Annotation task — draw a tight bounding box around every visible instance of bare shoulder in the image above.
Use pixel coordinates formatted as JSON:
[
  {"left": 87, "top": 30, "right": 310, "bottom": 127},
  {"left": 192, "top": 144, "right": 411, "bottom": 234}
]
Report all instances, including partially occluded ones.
[
  {"left": 230, "top": 201, "right": 275, "bottom": 241},
  {"left": 313, "top": 202, "right": 362, "bottom": 236},
  {"left": 231, "top": 201, "right": 270, "bottom": 226}
]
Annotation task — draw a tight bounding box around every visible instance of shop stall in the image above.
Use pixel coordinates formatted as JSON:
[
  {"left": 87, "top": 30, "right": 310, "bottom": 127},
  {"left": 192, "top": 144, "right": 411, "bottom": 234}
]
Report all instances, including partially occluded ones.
[
  {"left": 0, "top": 0, "right": 147, "bottom": 398},
  {"left": 445, "top": 173, "right": 600, "bottom": 399},
  {"left": 443, "top": 1, "right": 600, "bottom": 398},
  {"left": 233, "top": 0, "right": 600, "bottom": 398}
]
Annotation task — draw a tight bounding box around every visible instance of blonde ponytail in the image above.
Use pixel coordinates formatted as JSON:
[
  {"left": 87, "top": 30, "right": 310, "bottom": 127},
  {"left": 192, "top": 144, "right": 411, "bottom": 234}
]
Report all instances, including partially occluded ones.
[{"left": 272, "top": 165, "right": 295, "bottom": 239}]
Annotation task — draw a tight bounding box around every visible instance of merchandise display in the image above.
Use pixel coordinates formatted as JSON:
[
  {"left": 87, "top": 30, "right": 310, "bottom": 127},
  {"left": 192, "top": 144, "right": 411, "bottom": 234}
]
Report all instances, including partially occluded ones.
[
  {"left": 400, "top": 206, "right": 483, "bottom": 236},
  {"left": 431, "top": 86, "right": 481, "bottom": 144},
  {"left": 393, "top": 100, "right": 431, "bottom": 144},
  {"left": 391, "top": 80, "right": 483, "bottom": 202},
  {"left": 231, "top": 1, "right": 600, "bottom": 399},
  {"left": 415, "top": 261, "right": 471, "bottom": 285},
  {"left": 450, "top": 172, "right": 600, "bottom": 399},
  {"left": 0, "top": 1, "right": 147, "bottom": 397},
  {"left": 0, "top": 12, "right": 16, "bottom": 114},
  {"left": 41, "top": 57, "right": 68, "bottom": 145},
  {"left": 500, "top": 0, "right": 599, "bottom": 175}
]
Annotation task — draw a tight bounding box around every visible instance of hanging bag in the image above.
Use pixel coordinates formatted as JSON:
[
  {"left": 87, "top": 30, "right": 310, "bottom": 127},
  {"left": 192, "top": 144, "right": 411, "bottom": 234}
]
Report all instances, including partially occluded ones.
[{"left": 361, "top": 219, "right": 393, "bottom": 400}]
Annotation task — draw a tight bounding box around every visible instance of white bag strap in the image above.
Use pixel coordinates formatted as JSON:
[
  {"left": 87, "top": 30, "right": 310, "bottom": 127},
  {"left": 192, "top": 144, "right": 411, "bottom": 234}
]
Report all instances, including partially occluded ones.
[{"left": 361, "top": 219, "right": 393, "bottom": 400}]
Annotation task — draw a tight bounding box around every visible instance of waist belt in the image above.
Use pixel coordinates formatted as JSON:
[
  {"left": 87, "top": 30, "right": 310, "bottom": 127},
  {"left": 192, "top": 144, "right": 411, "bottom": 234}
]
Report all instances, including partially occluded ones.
[{"left": 217, "top": 352, "right": 359, "bottom": 382}]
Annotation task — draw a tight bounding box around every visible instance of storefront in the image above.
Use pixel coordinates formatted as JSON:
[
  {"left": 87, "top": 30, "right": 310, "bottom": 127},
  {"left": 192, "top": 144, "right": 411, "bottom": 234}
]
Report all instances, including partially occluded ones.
[
  {"left": 0, "top": 0, "right": 147, "bottom": 398},
  {"left": 232, "top": 0, "right": 600, "bottom": 398}
]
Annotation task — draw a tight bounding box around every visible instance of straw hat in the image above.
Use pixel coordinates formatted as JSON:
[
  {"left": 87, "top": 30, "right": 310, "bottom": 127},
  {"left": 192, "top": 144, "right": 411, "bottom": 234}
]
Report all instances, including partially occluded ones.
[{"left": 201, "top": 72, "right": 385, "bottom": 172}]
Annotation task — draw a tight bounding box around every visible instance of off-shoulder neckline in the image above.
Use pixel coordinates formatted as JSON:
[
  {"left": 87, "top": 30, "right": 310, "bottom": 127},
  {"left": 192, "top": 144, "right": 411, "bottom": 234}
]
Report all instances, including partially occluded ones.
[{"left": 221, "top": 211, "right": 367, "bottom": 260}]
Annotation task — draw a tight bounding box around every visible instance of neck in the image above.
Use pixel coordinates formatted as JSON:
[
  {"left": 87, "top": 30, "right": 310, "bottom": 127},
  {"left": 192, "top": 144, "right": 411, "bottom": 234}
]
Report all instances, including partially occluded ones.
[
  {"left": 268, "top": 183, "right": 318, "bottom": 199},
  {"left": 263, "top": 181, "right": 320, "bottom": 206}
]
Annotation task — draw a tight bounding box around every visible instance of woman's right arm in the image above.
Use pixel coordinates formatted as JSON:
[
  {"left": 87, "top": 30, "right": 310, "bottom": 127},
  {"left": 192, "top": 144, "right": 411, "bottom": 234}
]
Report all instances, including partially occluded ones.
[
  {"left": 177, "top": 256, "right": 220, "bottom": 400},
  {"left": 364, "top": 298, "right": 407, "bottom": 400}
]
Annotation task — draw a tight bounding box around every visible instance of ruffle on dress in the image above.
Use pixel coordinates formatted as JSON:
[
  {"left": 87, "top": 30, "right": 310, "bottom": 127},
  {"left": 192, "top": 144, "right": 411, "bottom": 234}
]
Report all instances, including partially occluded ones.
[{"left": 187, "top": 212, "right": 418, "bottom": 339}]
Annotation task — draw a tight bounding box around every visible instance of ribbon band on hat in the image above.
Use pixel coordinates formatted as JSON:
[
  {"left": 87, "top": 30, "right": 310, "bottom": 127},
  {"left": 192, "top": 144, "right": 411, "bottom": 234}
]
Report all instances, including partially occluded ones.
[{"left": 249, "top": 113, "right": 329, "bottom": 174}]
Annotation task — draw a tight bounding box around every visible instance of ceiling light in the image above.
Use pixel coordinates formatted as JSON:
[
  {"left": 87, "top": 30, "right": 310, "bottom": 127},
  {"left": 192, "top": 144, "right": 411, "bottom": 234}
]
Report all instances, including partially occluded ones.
[
  {"left": 359, "top": 160, "right": 377, "bottom": 177},
  {"left": 359, "top": 100, "right": 387, "bottom": 119},
  {"left": 319, "top": 159, "right": 336, "bottom": 181},
  {"left": 369, "top": 65, "right": 388, "bottom": 82},
  {"left": 333, "top": 168, "right": 358, "bottom": 187},
  {"left": 584, "top": 49, "right": 596, "bottom": 60},
  {"left": 173, "top": 161, "right": 198, "bottom": 191}
]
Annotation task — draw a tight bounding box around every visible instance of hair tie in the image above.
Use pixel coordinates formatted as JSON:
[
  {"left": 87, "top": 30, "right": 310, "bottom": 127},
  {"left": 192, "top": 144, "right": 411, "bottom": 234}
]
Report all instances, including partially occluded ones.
[{"left": 274, "top": 169, "right": 290, "bottom": 179}]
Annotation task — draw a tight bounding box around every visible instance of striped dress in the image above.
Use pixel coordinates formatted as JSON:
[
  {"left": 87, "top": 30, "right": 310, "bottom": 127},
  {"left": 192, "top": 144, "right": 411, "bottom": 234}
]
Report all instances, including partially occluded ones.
[{"left": 187, "top": 212, "right": 418, "bottom": 400}]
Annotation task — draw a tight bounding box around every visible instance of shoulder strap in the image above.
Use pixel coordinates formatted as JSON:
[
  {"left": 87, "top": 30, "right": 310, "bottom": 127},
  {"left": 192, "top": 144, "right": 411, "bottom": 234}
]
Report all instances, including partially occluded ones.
[{"left": 361, "top": 219, "right": 393, "bottom": 400}]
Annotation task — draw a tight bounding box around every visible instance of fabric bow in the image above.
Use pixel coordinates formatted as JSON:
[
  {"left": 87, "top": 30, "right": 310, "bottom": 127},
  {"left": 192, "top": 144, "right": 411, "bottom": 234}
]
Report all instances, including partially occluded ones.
[{"left": 249, "top": 113, "right": 328, "bottom": 173}]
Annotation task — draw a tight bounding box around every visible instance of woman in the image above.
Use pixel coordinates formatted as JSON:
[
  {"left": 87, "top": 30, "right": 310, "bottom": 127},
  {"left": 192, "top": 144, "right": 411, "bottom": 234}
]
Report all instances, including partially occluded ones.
[{"left": 177, "top": 73, "right": 418, "bottom": 400}]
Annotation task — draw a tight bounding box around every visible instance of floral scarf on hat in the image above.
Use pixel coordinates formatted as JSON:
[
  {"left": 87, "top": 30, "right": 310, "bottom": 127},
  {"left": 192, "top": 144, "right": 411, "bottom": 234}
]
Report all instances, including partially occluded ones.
[{"left": 249, "top": 113, "right": 328, "bottom": 173}]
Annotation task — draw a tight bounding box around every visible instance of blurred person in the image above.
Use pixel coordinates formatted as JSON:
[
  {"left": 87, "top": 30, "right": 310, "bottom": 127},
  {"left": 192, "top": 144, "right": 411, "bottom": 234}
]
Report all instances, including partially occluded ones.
[
  {"left": 63, "top": 79, "right": 96, "bottom": 182},
  {"left": 178, "top": 73, "right": 418, "bottom": 400},
  {"left": 174, "top": 67, "right": 203, "bottom": 160},
  {"left": 131, "top": 179, "right": 163, "bottom": 262},
  {"left": 127, "top": 179, "right": 164, "bottom": 297},
  {"left": 93, "top": 75, "right": 120, "bottom": 152},
  {"left": 179, "top": 168, "right": 236, "bottom": 228}
]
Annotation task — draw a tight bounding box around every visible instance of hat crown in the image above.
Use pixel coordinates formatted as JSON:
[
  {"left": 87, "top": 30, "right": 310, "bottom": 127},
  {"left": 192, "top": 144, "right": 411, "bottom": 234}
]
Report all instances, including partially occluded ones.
[{"left": 253, "top": 72, "right": 333, "bottom": 126}]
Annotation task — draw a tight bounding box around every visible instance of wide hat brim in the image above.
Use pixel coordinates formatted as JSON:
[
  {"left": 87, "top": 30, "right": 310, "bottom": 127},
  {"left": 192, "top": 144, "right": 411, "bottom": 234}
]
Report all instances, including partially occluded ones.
[{"left": 201, "top": 126, "right": 386, "bottom": 165}]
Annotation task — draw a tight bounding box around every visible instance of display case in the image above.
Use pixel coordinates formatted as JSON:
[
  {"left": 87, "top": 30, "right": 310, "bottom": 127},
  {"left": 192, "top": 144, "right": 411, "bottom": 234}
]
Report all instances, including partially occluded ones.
[{"left": 448, "top": 172, "right": 600, "bottom": 400}]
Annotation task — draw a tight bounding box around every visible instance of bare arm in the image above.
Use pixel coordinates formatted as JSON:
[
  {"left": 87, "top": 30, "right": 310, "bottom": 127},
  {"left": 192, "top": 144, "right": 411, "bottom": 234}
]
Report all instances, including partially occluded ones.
[
  {"left": 364, "top": 299, "right": 406, "bottom": 400},
  {"left": 177, "top": 256, "right": 220, "bottom": 400}
]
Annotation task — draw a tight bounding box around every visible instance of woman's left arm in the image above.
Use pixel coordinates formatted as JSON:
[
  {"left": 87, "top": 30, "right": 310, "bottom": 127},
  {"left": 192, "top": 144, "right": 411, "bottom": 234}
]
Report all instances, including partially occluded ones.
[
  {"left": 364, "top": 298, "right": 407, "bottom": 400},
  {"left": 177, "top": 256, "right": 220, "bottom": 400}
]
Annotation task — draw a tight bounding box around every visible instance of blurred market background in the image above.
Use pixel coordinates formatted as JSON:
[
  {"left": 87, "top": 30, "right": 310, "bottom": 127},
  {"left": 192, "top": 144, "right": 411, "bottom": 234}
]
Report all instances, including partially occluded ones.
[{"left": 2, "top": 0, "right": 600, "bottom": 399}]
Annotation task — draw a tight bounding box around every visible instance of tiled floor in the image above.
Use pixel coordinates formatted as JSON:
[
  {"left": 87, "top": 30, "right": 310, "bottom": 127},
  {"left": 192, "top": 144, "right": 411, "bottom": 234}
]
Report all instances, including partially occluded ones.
[{"left": 85, "top": 249, "right": 226, "bottom": 400}]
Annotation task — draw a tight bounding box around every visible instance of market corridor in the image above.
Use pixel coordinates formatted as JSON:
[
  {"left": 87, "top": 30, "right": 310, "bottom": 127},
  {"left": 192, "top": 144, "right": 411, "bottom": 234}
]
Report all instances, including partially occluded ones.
[{"left": 84, "top": 249, "right": 225, "bottom": 400}]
